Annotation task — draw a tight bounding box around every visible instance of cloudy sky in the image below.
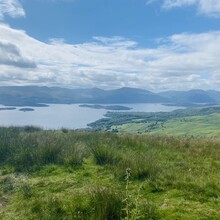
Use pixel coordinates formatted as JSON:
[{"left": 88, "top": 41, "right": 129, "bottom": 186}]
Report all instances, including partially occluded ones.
[{"left": 1, "top": 0, "right": 220, "bottom": 91}]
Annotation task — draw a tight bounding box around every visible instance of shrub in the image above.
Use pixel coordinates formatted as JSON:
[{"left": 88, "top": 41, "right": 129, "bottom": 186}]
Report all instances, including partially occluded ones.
[{"left": 23, "top": 126, "right": 42, "bottom": 133}]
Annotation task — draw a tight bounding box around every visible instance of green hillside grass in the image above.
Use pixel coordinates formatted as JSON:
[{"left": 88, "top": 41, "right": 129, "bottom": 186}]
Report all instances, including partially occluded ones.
[
  {"left": 113, "top": 113, "right": 220, "bottom": 137},
  {"left": 89, "top": 106, "right": 220, "bottom": 137},
  {"left": 0, "top": 127, "right": 220, "bottom": 219}
]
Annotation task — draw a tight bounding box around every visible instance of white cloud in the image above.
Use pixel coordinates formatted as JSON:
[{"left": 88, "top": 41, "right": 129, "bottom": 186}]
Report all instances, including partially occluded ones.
[
  {"left": 0, "top": 41, "right": 36, "bottom": 68},
  {"left": 162, "top": 0, "right": 197, "bottom": 8},
  {"left": 0, "top": 0, "right": 25, "bottom": 20},
  {"left": 1, "top": 23, "right": 220, "bottom": 91},
  {"left": 162, "top": 0, "right": 220, "bottom": 17}
]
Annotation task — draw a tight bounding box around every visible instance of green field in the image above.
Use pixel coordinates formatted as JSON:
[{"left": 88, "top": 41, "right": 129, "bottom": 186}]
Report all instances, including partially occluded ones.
[
  {"left": 89, "top": 106, "right": 220, "bottom": 138},
  {"left": 114, "top": 113, "right": 220, "bottom": 137},
  {"left": 0, "top": 127, "right": 219, "bottom": 219}
]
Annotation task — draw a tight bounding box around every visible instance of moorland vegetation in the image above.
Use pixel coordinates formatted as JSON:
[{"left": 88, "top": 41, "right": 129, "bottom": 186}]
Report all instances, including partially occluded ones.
[{"left": 0, "top": 127, "right": 219, "bottom": 219}]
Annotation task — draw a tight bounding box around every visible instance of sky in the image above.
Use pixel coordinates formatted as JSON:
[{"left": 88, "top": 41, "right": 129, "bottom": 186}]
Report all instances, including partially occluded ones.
[{"left": 1, "top": 0, "right": 220, "bottom": 91}]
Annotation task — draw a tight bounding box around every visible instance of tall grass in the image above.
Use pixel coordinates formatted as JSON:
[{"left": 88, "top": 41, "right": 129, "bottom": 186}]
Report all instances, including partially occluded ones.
[
  {"left": 90, "top": 144, "right": 121, "bottom": 165},
  {"left": 89, "top": 187, "right": 123, "bottom": 220},
  {"left": 0, "top": 128, "right": 91, "bottom": 171},
  {"left": 0, "top": 127, "right": 219, "bottom": 219}
]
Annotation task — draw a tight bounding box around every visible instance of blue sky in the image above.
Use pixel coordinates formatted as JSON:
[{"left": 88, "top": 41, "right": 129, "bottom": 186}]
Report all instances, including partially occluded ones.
[{"left": 1, "top": 0, "right": 220, "bottom": 91}]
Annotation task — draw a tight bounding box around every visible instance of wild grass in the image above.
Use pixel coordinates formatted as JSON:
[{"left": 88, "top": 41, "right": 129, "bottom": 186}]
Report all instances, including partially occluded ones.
[{"left": 0, "top": 127, "right": 219, "bottom": 219}]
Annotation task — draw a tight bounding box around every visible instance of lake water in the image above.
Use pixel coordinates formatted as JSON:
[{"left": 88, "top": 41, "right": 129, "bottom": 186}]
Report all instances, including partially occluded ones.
[{"left": 0, "top": 104, "right": 184, "bottom": 129}]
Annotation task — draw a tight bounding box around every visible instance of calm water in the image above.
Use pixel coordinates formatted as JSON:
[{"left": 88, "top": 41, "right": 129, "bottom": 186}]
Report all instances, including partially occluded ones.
[{"left": 0, "top": 104, "right": 184, "bottom": 129}]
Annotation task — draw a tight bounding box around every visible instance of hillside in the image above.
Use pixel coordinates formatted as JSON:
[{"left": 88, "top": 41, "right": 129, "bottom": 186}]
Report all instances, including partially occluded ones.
[
  {"left": 88, "top": 106, "right": 220, "bottom": 137},
  {"left": 0, "top": 128, "right": 219, "bottom": 219}
]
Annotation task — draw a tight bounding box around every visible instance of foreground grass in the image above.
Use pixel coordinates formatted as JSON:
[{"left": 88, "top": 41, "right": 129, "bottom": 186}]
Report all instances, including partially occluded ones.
[{"left": 0, "top": 127, "right": 219, "bottom": 219}]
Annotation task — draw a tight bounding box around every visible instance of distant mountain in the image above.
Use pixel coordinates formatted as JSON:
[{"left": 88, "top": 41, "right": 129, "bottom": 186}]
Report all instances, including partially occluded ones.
[
  {"left": 158, "top": 89, "right": 217, "bottom": 105},
  {"left": 93, "top": 87, "right": 167, "bottom": 104},
  {"left": 0, "top": 86, "right": 168, "bottom": 106},
  {"left": 0, "top": 86, "right": 219, "bottom": 106},
  {"left": 206, "top": 90, "right": 220, "bottom": 103},
  {"left": 0, "top": 86, "right": 108, "bottom": 105}
]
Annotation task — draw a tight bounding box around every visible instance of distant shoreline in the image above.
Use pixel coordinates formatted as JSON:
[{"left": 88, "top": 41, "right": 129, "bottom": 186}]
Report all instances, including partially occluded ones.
[
  {"left": 79, "top": 104, "right": 132, "bottom": 111},
  {"left": 0, "top": 107, "right": 16, "bottom": 111}
]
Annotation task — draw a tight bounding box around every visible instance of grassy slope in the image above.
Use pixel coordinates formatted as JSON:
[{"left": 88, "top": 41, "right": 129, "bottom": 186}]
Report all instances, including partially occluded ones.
[
  {"left": 0, "top": 128, "right": 219, "bottom": 219},
  {"left": 89, "top": 106, "right": 220, "bottom": 137},
  {"left": 113, "top": 113, "right": 220, "bottom": 137}
]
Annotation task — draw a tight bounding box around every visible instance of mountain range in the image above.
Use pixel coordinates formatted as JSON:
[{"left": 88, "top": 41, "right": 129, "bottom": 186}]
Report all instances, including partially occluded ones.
[{"left": 0, "top": 86, "right": 219, "bottom": 106}]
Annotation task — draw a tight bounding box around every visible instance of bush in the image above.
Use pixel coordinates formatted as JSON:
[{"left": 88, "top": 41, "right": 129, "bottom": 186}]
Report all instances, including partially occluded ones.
[{"left": 23, "top": 126, "right": 42, "bottom": 133}]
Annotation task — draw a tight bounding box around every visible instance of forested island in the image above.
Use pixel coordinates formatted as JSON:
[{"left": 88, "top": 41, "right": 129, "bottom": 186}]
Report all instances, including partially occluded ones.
[
  {"left": 19, "top": 108, "right": 35, "bottom": 112},
  {"left": 79, "top": 104, "right": 132, "bottom": 110}
]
